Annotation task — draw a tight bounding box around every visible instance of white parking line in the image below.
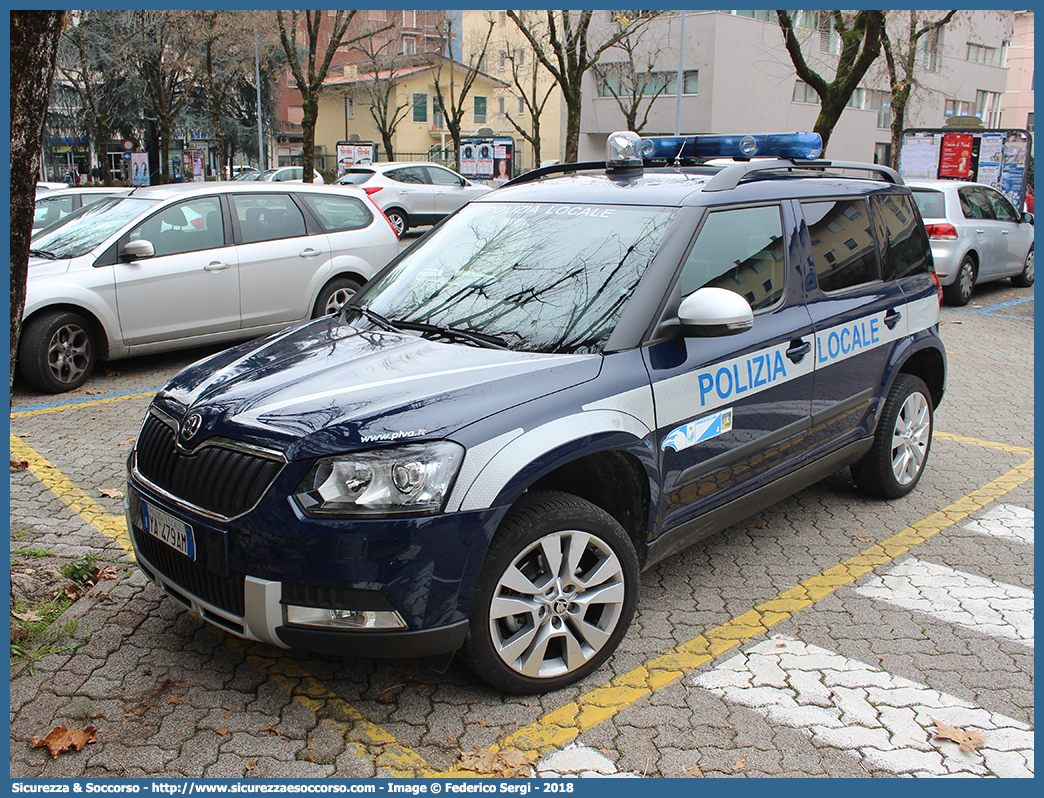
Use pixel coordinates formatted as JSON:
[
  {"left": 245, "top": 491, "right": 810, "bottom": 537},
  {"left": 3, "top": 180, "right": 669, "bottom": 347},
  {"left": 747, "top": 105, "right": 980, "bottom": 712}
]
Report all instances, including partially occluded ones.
[
  {"left": 961, "top": 503, "right": 1034, "bottom": 546},
  {"left": 855, "top": 557, "right": 1034, "bottom": 648},
  {"left": 692, "top": 635, "right": 1033, "bottom": 777},
  {"left": 534, "top": 744, "right": 640, "bottom": 778}
]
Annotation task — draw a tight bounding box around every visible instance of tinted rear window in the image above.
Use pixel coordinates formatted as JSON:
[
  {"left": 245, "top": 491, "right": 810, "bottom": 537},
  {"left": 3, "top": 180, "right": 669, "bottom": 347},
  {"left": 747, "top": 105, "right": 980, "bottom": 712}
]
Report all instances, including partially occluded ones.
[
  {"left": 911, "top": 189, "right": 945, "bottom": 219},
  {"left": 338, "top": 170, "right": 375, "bottom": 185}
]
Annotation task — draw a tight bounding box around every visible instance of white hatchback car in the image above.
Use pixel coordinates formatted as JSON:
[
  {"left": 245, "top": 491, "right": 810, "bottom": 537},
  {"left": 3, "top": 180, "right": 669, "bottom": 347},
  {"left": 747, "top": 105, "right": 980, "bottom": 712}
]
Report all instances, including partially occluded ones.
[
  {"left": 335, "top": 162, "right": 491, "bottom": 235},
  {"left": 908, "top": 179, "right": 1034, "bottom": 305},
  {"left": 257, "top": 166, "right": 324, "bottom": 184},
  {"left": 22, "top": 182, "right": 398, "bottom": 392}
]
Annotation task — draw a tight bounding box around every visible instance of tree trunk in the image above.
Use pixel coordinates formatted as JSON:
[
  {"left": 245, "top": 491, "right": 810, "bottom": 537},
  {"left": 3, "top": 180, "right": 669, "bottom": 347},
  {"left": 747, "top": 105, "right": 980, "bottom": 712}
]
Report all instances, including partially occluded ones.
[
  {"left": 300, "top": 97, "right": 318, "bottom": 181},
  {"left": 10, "top": 10, "right": 65, "bottom": 388}
]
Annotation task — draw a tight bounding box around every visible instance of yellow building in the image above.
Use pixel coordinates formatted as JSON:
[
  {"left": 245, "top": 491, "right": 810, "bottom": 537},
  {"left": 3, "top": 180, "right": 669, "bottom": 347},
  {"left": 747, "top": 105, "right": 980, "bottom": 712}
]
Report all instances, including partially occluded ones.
[{"left": 315, "top": 54, "right": 517, "bottom": 169}]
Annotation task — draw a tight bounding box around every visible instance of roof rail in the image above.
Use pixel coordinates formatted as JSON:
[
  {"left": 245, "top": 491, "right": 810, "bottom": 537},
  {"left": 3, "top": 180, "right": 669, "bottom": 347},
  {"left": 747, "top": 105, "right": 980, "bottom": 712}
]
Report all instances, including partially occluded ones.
[
  {"left": 703, "top": 159, "right": 904, "bottom": 192},
  {"left": 502, "top": 161, "right": 607, "bottom": 188}
]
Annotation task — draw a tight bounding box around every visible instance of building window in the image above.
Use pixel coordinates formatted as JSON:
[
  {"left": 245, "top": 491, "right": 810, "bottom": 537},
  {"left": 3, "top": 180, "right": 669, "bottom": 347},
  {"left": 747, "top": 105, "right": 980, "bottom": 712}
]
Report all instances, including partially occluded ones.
[
  {"left": 517, "top": 97, "right": 525, "bottom": 117},
  {"left": 733, "top": 10, "right": 773, "bottom": 21},
  {"left": 966, "top": 42, "right": 1002, "bottom": 67},
  {"left": 975, "top": 90, "right": 1002, "bottom": 128},
  {"left": 368, "top": 10, "right": 386, "bottom": 22},
  {"left": 945, "top": 98, "right": 972, "bottom": 117},
  {"left": 874, "top": 143, "right": 892, "bottom": 166},
  {"left": 1027, "top": 112, "right": 1034, "bottom": 134},
  {"left": 344, "top": 96, "right": 354, "bottom": 120},
  {"left": 413, "top": 93, "right": 427, "bottom": 123},
  {"left": 497, "top": 97, "right": 506, "bottom": 117},
  {"left": 515, "top": 48, "right": 526, "bottom": 68},
  {"left": 597, "top": 68, "right": 698, "bottom": 98},
  {"left": 918, "top": 27, "right": 942, "bottom": 72},
  {"left": 402, "top": 36, "right": 416, "bottom": 55},
  {"left": 793, "top": 80, "right": 818, "bottom": 104},
  {"left": 474, "top": 96, "right": 487, "bottom": 124},
  {"left": 499, "top": 51, "right": 506, "bottom": 71},
  {"left": 868, "top": 89, "right": 892, "bottom": 129},
  {"left": 433, "top": 96, "right": 444, "bottom": 130}
]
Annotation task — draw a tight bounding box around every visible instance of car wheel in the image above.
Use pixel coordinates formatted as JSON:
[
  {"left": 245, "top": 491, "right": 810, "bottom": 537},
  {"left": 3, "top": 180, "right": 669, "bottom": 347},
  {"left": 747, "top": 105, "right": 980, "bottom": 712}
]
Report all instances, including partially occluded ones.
[
  {"left": 312, "top": 277, "right": 362, "bottom": 318},
  {"left": 1011, "top": 248, "right": 1034, "bottom": 288},
  {"left": 19, "top": 310, "right": 97, "bottom": 393},
  {"left": 851, "top": 374, "right": 934, "bottom": 499},
  {"left": 461, "top": 491, "right": 639, "bottom": 694},
  {"left": 943, "top": 256, "right": 975, "bottom": 306},
  {"left": 385, "top": 209, "right": 408, "bottom": 236}
]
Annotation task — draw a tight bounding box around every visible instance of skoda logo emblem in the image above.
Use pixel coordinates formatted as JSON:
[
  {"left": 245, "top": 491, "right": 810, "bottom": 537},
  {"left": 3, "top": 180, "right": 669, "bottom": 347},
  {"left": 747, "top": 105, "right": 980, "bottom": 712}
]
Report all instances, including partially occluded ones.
[{"left": 181, "top": 413, "right": 203, "bottom": 441}]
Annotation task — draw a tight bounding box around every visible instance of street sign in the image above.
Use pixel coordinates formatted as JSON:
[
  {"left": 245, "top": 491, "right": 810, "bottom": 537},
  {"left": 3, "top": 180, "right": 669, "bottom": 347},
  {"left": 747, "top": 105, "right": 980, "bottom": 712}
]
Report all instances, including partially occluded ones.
[{"left": 122, "top": 140, "right": 133, "bottom": 152}]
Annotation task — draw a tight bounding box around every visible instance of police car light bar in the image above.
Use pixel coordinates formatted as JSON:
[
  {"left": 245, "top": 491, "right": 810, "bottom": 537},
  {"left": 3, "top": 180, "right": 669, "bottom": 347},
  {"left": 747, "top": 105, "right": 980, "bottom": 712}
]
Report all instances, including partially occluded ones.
[{"left": 638, "top": 132, "right": 823, "bottom": 162}]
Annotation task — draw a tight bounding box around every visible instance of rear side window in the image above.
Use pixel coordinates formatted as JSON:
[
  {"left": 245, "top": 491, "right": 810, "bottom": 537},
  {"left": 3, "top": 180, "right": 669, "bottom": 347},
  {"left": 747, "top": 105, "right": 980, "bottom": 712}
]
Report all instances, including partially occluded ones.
[
  {"left": 231, "top": 194, "right": 307, "bottom": 243},
  {"left": 871, "top": 194, "right": 932, "bottom": 279},
  {"left": 802, "top": 199, "right": 879, "bottom": 292},
  {"left": 679, "top": 205, "right": 786, "bottom": 311},
  {"left": 387, "top": 166, "right": 428, "bottom": 185},
  {"left": 297, "top": 194, "right": 373, "bottom": 233},
  {"left": 339, "top": 170, "right": 375, "bottom": 185},
  {"left": 958, "top": 186, "right": 992, "bottom": 220}
]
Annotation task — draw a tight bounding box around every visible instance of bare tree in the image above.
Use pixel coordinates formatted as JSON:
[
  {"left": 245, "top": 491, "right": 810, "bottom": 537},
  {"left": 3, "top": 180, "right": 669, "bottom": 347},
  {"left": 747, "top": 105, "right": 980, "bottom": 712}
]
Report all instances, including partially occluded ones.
[
  {"left": 507, "top": 10, "right": 657, "bottom": 163},
  {"left": 881, "top": 10, "right": 959, "bottom": 170},
  {"left": 430, "top": 12, "right": 495, "bottom": 171},
  {"left": 776, "top": 10, "right": 885, "bottom": 154},
  {"left": 501, "top": 14, "right": 556, "bottom": 167},
  {"left": 58, "top": 11, "right": 136, "bottom": 186},
  {"left": 11, "top": 10, "right": 66, "bottom": 386},
  {"left": 592, "top": 14, "right": 675, "bottom": 133},
  {"left": 349, "top": 22, "right": 414, "bottom": 162},
  {"left": 276, "top": 10, "right": 368, "bottom": 182}
]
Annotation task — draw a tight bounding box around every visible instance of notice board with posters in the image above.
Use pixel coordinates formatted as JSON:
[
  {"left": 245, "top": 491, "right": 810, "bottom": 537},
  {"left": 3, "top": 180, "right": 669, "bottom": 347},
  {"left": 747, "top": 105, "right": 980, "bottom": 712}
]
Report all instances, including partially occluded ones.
[
  {"left": 459, "top": 138, "right": 514, "bottom": 186},
  {"left": 900, "top": 128, "right": 1032, "bottom": 209},
  {"left": 336, "top": 142, "right": 375, "bottom": 178}
]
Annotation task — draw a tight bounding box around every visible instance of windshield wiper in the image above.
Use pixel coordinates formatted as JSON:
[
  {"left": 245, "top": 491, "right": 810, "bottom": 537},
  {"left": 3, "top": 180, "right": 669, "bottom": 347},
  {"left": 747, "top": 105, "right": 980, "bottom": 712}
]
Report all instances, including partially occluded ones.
[
  {"left": 395, "top": 320, "right": 509, "bottom": 350},
  {"left": 29, "top": 249, "right": 58, "bottom": 260},
  {"left": 351, "top": 305, "right": 399, "bottom": 333}
]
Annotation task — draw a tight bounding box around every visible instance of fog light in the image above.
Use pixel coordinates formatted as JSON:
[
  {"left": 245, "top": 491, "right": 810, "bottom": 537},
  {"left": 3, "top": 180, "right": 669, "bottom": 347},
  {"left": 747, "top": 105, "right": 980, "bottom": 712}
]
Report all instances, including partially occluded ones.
[{"left": 285, "top": 605, "right": 406, "bottom": 629}]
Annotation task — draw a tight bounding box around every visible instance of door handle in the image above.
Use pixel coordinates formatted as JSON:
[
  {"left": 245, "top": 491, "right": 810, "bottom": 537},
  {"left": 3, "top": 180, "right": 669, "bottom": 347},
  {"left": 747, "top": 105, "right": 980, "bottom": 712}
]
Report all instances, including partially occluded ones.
[
  {"left": 786, "top": 339, "right": 811, "bottom": 363},
  {"left": 205, "top": 261, "right": 231, "bottom": 271},
  {"left": 884, "top": 309, "right": 902, "bottom": 329},
  {"left": 976, "top": 229, "right": 986, "bottom": 235},
  {"left": 299, "top": 248, "right": 320, "bottom": 258},
  {"left": 1002, "top": 230, "right": 1010, "bottom": 235}
]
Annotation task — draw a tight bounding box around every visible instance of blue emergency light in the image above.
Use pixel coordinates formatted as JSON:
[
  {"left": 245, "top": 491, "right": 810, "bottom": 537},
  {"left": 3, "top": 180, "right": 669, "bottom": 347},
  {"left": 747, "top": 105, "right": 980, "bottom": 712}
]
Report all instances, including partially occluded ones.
[{"left": 637, "top": 132, "right": 823, "bottom": 162}]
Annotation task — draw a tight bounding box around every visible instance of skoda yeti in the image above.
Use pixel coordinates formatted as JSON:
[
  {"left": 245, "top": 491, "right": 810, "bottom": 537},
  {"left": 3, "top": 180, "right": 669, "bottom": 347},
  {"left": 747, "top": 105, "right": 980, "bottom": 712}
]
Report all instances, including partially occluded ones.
[{"left": 127, "top": 131, "right": 946, "bottom": 693}]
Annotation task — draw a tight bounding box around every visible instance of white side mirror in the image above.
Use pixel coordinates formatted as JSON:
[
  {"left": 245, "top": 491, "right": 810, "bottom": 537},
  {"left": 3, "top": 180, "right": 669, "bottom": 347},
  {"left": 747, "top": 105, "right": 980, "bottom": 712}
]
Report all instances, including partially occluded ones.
[{"left": 678, "top": 286, "right": 754, "bottom": 336}]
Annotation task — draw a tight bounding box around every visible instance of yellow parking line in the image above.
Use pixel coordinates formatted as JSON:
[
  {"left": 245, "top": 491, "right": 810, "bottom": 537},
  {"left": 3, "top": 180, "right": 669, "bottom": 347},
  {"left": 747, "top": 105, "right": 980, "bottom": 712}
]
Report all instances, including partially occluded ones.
[
  {"left": 934, "top": 430, "right": 1033, "bottom": 456},
  {"left": 495, "top": 456, "right": 1034, "bottom": 759},
  {"left": 9, "top": 434, "right": 135, "bottom": 560},
  {"left": 10, "top": 388, "right": 158, "bottom": 418}
]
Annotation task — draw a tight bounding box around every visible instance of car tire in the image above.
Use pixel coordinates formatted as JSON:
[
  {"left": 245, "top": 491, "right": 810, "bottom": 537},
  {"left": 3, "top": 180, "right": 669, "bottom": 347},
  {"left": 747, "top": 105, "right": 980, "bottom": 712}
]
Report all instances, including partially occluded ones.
[
  {"left": 460, "top": 491, "right": 639, "bottom": 694},
  {"left": 312, "top": 277, "right": 362, "bottom": 318},
  {"left": 19, "top": 310, "right": 98, "bottom": 393},
  {"left": 851, "top": 374, "right": 934, "bottom": 499},
  {"left": 943, "top": 256, "right": 976, "bottom": 306},
  {"left": 1011, "top": 248, "right": 1034, "bottom": 288},
  {"left": 385, "top": 209, "right": 408, "bottom": 236}
]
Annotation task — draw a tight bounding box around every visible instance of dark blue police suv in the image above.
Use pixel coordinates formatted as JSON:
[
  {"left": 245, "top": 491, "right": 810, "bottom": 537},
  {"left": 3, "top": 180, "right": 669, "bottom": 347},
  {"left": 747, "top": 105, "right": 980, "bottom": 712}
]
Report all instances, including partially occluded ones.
[{"left": 127, "top": 131, "right": 945, "bottom": 693}]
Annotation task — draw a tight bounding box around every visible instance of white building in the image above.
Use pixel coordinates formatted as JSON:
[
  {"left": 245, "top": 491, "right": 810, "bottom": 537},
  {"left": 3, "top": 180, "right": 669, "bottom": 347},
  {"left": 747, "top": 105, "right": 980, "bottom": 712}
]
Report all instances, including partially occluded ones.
[{"left": 579, "top": 10, "right": 1018, "bottom": 165}]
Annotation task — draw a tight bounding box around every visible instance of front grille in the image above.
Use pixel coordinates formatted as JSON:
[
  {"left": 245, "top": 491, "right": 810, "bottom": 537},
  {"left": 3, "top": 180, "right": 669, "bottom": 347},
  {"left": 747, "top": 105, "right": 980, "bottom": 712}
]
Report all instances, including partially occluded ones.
[
  {"left": 135, "top": 413, "right": 283, "bottom": 518},
  {"left": 133, "top": 526, "right": 245, "bottom": 616}
]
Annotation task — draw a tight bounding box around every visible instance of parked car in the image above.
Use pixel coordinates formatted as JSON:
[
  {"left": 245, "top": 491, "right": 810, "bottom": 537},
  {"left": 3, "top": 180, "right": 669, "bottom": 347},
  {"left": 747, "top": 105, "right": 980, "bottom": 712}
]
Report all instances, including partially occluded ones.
[
  {"left": 908, "top": 179, "right": 1034, "bottom": 306},
  {"left": 33, "top": 186, "right": 133, "bottom": 229},
  {"left": 125, "top": 131, "right": 946, "bottom": 693},
  {"left": 36, "top": 181, "right": 69, "bottom": 192},
  {"left": 21, "top": 181, "right": 398, "bottom": 393},
  {"left": 232, "top": 170, "right": 263, "bottom": 181},
  {"left": 335, "top": 162, "right": 491, "bottom": 235},
  {"left": 257, "top": 166, "right": 324, "bottom": 184}
]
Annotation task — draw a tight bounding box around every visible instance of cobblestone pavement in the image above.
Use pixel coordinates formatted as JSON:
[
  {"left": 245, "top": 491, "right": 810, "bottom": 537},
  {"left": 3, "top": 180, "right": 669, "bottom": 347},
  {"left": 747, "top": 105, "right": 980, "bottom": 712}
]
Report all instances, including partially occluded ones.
[{"left": 9, "top": 281, "right": 1033, "bottom": 779}]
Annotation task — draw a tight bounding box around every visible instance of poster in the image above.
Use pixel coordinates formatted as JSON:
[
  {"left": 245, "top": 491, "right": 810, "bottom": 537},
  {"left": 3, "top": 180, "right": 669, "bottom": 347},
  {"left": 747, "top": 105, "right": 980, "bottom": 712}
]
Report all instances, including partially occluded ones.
[
  {"left": 130, "top": 152, "right": 150, "bottom": 186},
  {"left": 999, "top": 133, "right": 1028, "bottom": 207},
  {"left": 899, "top": 134, "right": 939, "bottom": 180},
  {"left": 976, "top": 133, "right": 1005, "bottom": 188},
  {"left": 460, "top": 138, "right": 514, "bottom": 184},
  {"left": 191, "top": 150, "right": 205, "bottom": 181},
  {"left": 336, "top": 142, "right": 375, "bottom": 177},
  {"left": 476, "top": 141, "right": 493, "bottom": 177},
  {"left": 938, "top": 133, "right": 974, "bottom": 178}
]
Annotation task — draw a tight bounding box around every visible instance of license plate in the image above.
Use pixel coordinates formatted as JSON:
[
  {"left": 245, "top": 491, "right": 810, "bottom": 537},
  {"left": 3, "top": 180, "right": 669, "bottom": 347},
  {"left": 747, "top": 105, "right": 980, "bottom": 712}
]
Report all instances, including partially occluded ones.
[{"left": 139, "top": 498, "right": 195, "bottom": 560}]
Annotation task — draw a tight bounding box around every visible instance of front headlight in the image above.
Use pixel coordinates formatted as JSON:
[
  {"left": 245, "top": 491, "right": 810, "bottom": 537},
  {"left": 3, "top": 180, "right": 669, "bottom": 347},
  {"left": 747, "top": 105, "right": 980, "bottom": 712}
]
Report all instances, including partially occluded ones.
[{"left": 293, "top": 441, "right": 464, "bottom": 517}]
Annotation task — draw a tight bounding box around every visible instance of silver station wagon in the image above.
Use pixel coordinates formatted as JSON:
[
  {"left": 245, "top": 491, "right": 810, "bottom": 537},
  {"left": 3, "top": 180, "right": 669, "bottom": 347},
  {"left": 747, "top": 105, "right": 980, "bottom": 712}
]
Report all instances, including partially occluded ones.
[{"left": 22, "top": 181, "right": 399, "bottom": 393}]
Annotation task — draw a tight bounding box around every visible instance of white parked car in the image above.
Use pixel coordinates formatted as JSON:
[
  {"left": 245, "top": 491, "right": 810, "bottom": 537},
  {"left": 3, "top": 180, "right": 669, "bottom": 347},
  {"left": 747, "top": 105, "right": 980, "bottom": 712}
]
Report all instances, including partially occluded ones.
[
  {"left": 335, "top": 162, "right": 491, "bottom": 235},
  {"left": 257, "top": 166, "right": 324, "bottom": 184},
  {"left": 21, "top": 181, "right": 398, "bottom": 392},
  {"left": 34, "top": 186, "right": 133, "bottom": 229},
  {"left": 908, "top": 179, "right": 1034, "bottom": 305}
]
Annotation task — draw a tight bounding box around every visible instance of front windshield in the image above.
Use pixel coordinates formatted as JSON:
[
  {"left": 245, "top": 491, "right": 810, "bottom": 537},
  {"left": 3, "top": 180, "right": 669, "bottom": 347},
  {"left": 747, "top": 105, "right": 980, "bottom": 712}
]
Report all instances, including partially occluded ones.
[
  {"left": 30, "top": 196, "right": 160, "bottom": 259},
  {"left": 358, "top": 200, "right": 676, "bottom": 354}
]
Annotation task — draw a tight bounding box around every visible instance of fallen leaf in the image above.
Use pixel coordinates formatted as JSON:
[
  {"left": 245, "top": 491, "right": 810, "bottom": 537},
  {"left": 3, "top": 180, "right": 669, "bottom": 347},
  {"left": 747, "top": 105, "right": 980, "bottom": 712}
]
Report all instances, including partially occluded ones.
[
  {"left": 686, "top": 764, "right": 703, "bottom": 777},
  {"left": 931, "top": 718, "right": 986, "bottom": 753},
  {"left": 12, "top": 610, "right": 44, "bottom": 624},
  {"left": 215, "top": 727, "right": 229, "bottom": 736},
  {"left": 167, "top": 696, "right": 179, "bottom": 705},
  {"left": 244, "top": 759, "right": 258, "bottom": 771},
  {"left": 225, "top": 710, "right": 234, "bottom": 719},
  {"left": 851, "top": 534, "right": 871, "bottom": 543},
  {"left": 732, "top": 757, "right": 746, "bottom": 771},
  {"left": 459, "top": 748, "right": 532, "bottom": 778},
  {"left": 117, "top": 438, "right": 136, "bottom": 446},
  {"left": 10, "top": 459, "right": 30, "bottom": 470},
  {"left": 31, "top": 726, "right": 98, "bottom": 758},
  {"left": 302, "top": 755, "right": 315, "bottom": 763},
  {"left": 95, "top": 565, "right": 120, "bottom": 582},
  {"left": 18, "top": 433, "right": 33, "bottom": 438},
  {"left": 378, "top": 684, "right": 404, "bottom": 703},
  {"left": 104, "top": 369, "right": 123, "bottom": 377},
  {"left": 99, "top": 487, "right": 124, "bottom": 499},
  {"left": 260, "top": 725, "right": 280, "bottom": 735}
]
